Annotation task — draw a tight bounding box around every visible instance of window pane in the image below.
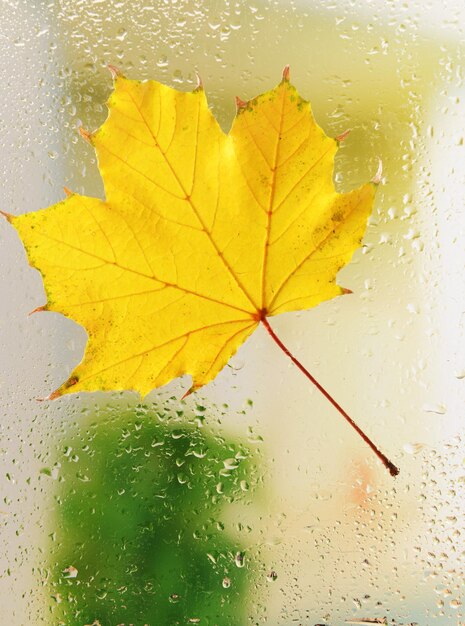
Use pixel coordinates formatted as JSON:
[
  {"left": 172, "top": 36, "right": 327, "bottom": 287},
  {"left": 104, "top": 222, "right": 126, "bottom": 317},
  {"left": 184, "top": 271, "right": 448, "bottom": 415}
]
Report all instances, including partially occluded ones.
[{"left": 1, "top": 1, "right": 464, "bottom": 623}]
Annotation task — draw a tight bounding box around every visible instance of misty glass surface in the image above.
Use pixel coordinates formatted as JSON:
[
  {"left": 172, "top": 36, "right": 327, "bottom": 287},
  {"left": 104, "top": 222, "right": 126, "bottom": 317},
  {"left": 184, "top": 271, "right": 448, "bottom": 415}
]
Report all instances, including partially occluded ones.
[{"left": 1, "top": 1, "right": 465, "bottom": 624}]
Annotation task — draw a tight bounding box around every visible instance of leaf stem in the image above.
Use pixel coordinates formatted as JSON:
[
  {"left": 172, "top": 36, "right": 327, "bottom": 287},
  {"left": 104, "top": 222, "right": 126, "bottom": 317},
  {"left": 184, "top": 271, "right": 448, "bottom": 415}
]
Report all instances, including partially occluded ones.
[{"left": 261, "top": 317, "right": 399, "bottom": 477}]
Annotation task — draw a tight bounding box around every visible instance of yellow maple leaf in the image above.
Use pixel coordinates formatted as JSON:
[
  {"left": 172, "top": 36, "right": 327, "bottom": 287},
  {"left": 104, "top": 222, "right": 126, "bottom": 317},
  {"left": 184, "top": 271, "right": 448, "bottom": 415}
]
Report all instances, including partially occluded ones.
[{"left": 7, "top": 66, "right": 397, "bottom": 475}]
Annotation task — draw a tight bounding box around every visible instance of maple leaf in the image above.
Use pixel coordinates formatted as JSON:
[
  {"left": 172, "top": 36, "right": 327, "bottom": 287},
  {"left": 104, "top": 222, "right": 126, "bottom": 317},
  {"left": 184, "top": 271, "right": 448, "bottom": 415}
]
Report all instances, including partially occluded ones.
[{"left": 7, "top": 66, "right": 398, "bottom": 475}]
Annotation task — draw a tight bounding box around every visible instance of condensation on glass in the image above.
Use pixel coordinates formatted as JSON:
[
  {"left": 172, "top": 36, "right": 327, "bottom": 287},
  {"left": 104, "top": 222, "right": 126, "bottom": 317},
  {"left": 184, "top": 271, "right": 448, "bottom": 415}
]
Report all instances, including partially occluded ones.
[{"left": 1, "top": 1, "right": 464, "bottom": 624}]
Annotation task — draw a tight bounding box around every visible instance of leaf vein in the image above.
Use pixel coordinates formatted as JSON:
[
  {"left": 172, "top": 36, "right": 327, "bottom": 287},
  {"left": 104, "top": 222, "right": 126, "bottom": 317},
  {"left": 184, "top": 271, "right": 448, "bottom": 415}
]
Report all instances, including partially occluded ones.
[
  {"left": 268, "top": 189, "right": 369, "bottom": 311},
  {"left": 122, "top": 83, "right": 259, "bottom": 310},
  {"left": 260, "top": 85, "right": 287, "bottom": 308},
  {"left": 272, "top": 143, "right": 335, "bottom": 215},
  {"left": 77, "top": 319, "right": 251, "bottom": 385},
  {"left": 202, "top": 322, "right": 256, "bottom": 382},
  {"left": 35, "top": 230, "right": 253, "bottom": 315}
]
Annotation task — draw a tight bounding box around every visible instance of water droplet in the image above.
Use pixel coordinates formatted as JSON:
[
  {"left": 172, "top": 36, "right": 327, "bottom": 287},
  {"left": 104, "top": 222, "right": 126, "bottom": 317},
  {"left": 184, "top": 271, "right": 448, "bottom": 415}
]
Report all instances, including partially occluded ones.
[
  {"left": 157, "top": 55, "right": 169, "bottom": 68},
  {"left": 422, "top": 403, "right": 447, "bottom": 415},
  {"left": 223, "top": 458, "right": 239, "bottom": 470},
  {"left": 115, "top": 28, "right": 127, "bottom": 41},
  {"left": 403, "top": 442, "right": 425, "bottom": 455},
  {"left": 62, "top": 565, "right": 78, "bottom": 578}
]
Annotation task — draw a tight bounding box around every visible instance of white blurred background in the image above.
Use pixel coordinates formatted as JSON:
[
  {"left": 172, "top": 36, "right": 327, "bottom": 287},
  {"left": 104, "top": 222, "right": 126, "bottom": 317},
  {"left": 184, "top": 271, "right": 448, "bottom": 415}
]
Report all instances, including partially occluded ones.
[{"left": 1, "top": 0, "right": 465, "bottom": 623}]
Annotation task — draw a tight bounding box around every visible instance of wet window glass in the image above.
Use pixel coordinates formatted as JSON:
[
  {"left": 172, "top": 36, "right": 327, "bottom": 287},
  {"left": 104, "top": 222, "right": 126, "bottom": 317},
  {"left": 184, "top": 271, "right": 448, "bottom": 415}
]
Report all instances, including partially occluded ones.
[{"left": 1, "top": 1, "right": 464, "bottom": 624}]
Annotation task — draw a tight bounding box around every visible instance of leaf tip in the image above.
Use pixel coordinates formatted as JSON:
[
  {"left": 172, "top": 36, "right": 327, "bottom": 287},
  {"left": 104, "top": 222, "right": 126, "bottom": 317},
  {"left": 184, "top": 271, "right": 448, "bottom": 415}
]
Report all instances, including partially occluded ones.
[
  {"left": 235, "top": 95, "right": 248, "bottom": 111},
  {"left": 336, "top": 128, "right": 351, "bottom": 143},
  {"left": 107, "top": 64, "right": 122, "bottom": 80},
  {"left": 78, "top": 127, "right": 93, "bottom": 144},
  {"left": 282, "top": 65, "right": 290, "bottom": 82},
  {"left": 28, "top": 304, "right": 48, "bottom": 317},
  {"left": 42, "top": 375, "right": 79, "bottom": 401},
  {"left": 371, "top": 158, "right": 383, "bottom": 185},
  {"left": 181, "top": 379, "right": 203, "bottom": 399},
  {"left": 37, "top": 390, "right": 58, "bottom": 402},
  {"left": 0, "top": 209, "right": 13, "bottom": 223},
  {"left": 181, "top": 386, "right": 194, "bottom": 400},
  {"left": 194, "top": 71, "right": 203, "bottom": 91}
]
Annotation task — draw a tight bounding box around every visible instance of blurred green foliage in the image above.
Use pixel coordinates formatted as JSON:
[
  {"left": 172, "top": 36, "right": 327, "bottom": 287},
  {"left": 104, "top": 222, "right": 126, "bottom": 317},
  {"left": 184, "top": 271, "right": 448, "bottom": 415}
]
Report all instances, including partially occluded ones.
[{"left": 48, "top": 399, "right": 259, "bottom": 625}]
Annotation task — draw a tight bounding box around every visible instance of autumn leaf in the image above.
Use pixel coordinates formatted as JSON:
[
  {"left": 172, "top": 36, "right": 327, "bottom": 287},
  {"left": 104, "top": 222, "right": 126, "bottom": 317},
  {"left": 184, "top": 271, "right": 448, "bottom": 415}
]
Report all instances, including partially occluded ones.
[{"left": 7, "top": 66, "right": 398, "bottom": 475}]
